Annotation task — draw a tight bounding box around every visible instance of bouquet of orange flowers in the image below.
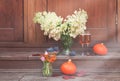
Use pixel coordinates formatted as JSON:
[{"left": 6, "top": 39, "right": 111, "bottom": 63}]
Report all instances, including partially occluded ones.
[
  {"left": 40, "top": 51, "right": 56, "bottom": 63},
  {"left": 40, "top": 51, "right": 56, "bottom": 77}
]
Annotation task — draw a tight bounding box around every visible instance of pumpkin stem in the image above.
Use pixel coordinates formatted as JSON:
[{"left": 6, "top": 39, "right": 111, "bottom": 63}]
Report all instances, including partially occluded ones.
[
  {"left": 68, "top": 59, "right": 71, "bottom": 62},
  {"left": 45, "top": 51, "right": 48, "bottom": 55},
  {"left": 101, "top": 43, "right": 104, "bottom": 45}
]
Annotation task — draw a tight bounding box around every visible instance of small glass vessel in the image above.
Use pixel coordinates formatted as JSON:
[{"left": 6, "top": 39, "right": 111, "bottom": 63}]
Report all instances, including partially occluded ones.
[
  {"left": 61, "top": 35, "right": 73, "bottom": 55},
  {"left": 42, "top": 62, "right": 52, "bottom": 77}
]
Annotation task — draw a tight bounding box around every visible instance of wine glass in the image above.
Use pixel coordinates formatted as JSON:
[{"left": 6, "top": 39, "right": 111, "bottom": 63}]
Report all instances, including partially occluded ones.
[{"left": 79, "top": 30, "right": 91, "bottom": 56}]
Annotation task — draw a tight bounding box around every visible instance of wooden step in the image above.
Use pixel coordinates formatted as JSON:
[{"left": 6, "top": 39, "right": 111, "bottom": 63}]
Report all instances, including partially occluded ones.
[
  {"left": 0, "top": 52, "right": 120, "bottom": 73},
  {"left": 0, "top": 70, "right": 120, "bottom": 81}
]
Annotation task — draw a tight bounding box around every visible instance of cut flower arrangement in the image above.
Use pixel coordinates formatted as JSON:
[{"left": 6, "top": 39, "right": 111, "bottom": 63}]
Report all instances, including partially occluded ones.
[
  {"left": 40, "top": 51, "right": 56, "bottom": 77},
  {"left": 33, "top": 9, "right": 88, "bottom": 55},
  {"left": 33, "top": 9, "right": 88, "bottom": 41}
]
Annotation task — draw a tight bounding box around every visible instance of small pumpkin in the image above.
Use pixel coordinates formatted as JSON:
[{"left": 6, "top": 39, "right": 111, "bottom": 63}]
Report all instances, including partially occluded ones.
[
  {"left": 60, "top": 59, "right": 76, "bottom": 75},
  {"left": 93, "top": 43, "right": 107, "bottom": 55}
]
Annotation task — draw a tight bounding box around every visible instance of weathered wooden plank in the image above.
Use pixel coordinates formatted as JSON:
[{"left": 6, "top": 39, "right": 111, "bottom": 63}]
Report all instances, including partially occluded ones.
[
  {"left": 118, "top": 0, "right": 120, "bottom": 43},
  {"left": 0, "top": 52, "right": 120, "bottom": 73}
]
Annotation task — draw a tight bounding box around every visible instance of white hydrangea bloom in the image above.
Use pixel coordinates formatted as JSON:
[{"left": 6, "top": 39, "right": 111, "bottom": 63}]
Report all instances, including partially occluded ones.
[
  {"left": 63, "top": 9, "right": 88, "bottom": 38},
  {"left": 33, "top": 11, "right": 63, "bottom": 40},
  {"left": 33, "top": 9, "right": 88, "bottom": 41},
  {"left": 49, "top": 27, "right": 62, "bottom": 41}
]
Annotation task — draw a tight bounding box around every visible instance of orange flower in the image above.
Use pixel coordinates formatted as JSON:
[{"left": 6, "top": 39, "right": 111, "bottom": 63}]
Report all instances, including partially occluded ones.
[
  {"left": 47, "top": 54, "right": 56, "bottom": 63},
  {"left": 40, "top": 51, "right": 56, "bottom": 63}
]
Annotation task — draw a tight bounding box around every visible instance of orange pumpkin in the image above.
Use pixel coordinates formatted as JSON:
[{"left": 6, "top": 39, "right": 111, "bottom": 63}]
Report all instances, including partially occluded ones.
[
  {"left": 60, "top": 59, "right": 76, "bottom": 75},
  {"left": 93, "top": 43, "right": 107, "bottom": 55}
]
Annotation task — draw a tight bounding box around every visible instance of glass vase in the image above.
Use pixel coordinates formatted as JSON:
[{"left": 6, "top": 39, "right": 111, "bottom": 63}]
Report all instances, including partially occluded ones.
[
  {"left": 61, "top": 35, "right": 73, "bottom": 55},
  {"left": 42, "top": 62, "right": 52, "bottom": 77}
]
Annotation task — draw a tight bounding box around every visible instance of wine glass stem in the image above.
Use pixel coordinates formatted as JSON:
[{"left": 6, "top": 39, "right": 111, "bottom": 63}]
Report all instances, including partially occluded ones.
[
  {"left": 86, "top": 43, "right": 90, "bottom": 55},
  {"left": 81, "top": 44, "right": 84, "bottom": 48},
  {"left": 81, "top": 44, "right": 85, "bottom": 56},
  {"left": 86, "top": 43, "right": 89, "bottom": 47}
]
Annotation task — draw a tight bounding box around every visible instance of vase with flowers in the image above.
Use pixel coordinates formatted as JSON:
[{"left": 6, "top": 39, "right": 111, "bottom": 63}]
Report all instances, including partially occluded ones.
[
  {"left": 61, "top": 34, "right": 73, "bottom": 55},
  {"left": 33, "top": 9, "right": 88, "bottom": 55},
  {"left": 40, "top": 51, "right": 56, "bottom": 77}
]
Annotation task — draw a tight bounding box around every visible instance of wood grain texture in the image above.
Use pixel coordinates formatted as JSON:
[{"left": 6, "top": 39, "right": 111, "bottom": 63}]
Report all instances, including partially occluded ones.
[
  {"left": 0, "top": 0, "right": 119, "bottom": 49},
  {"left": 14, "top": 0, "right": 24, "bottom": 41},
  {"left": 118, "top": 0, "right": 120, "bottom": 43},
  {"left": 0, "top": 29, "right": 14, "bottom": 41},
  {"left": 0, "top": 0, "right": 24, "bottom": 42},
  {"left": 24, "top": 0, "right": 28, "bottom": 43},
  {"left": 48, "top": 0, "right": 108, "bottom": 28},
  {"left": 0, "top": 53, "right": 120, "bottom": 72},
  {"left": 48, "top": 0, "right": 117, "bottom": 47},
  {"left": 35, "top": 0, "right": 47, "bottom": 45},
  {"left": 0, "top": 72, "right": 119, "bottom": 81},
  {"left": 27, "top": 0, "right": 36, "bottom": 44},
  {"left": 107, "top": 0, "right": 116, "bottom": 43},
  {"left": 27, "top": 0, "right": 47, "bottom": 45}
]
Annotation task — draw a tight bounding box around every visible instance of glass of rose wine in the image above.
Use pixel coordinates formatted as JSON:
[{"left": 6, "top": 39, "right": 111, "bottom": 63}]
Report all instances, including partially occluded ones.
[{"left": 79, "top": 30, "right": 91, "bottom": 55}]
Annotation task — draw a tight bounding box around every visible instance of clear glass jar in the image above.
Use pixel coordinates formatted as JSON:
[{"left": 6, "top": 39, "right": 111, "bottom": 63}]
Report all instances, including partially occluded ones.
[{"left": 42, "top": 62, "right": 52, "bottom": 77}]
